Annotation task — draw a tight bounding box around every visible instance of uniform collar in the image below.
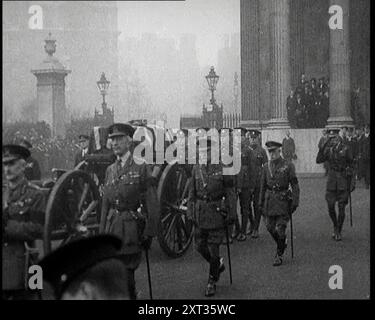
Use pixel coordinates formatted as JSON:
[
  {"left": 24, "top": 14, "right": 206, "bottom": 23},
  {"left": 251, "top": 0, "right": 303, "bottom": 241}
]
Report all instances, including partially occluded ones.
[{"left": 117, "top": 151, "right": 132, "bottom": 167}]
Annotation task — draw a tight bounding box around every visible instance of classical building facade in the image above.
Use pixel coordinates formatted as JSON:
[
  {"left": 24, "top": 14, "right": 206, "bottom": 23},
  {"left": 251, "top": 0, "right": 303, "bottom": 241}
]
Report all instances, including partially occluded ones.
[
  {"left": 240, "top": 0, "right": 370, "bottom": 131},
  {"left": 240, "top": 0, "right": 370, "bottom": 175}
]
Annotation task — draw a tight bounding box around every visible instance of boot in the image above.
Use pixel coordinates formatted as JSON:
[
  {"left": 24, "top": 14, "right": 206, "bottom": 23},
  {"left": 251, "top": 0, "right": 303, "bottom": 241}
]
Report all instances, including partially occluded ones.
[
  {"left": 205, "top": 276, "right": 216, "bottom": 297},
  {"left": 273, "top": 254, "right": 283, "bottom": 266},
  {"left": 251, "top": 229, "right": 259, "bottom": 239},
  {"left": 236, "top": 233, "right": 247, "bottom": 241},
  {"left": 336, "top": 208, "right": 346, "bottom": 241}
]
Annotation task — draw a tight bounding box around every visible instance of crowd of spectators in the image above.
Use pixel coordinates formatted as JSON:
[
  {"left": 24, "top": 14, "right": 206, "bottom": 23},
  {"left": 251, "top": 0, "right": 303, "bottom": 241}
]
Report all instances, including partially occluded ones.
[
  {"left": 286, "top": 74, "right": 330, "bottom": 128},
  {"left": 3, "top": 121, "right": 80, "bottom": 178}
]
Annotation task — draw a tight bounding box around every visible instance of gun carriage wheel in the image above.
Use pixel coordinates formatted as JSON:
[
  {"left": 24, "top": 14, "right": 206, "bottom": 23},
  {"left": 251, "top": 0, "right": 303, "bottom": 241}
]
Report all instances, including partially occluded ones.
[
  {"left": 157, "top": 162, "right": 194, "bottom": 258},
  {"left": 43, "top": 170, "right": 100, "bottom": 255}
]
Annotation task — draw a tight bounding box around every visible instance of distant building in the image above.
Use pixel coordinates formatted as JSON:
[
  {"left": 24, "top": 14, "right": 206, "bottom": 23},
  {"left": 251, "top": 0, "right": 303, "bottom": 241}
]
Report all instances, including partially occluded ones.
[{"left": 3, "top": 1, "right": 119, "bottom": 124}]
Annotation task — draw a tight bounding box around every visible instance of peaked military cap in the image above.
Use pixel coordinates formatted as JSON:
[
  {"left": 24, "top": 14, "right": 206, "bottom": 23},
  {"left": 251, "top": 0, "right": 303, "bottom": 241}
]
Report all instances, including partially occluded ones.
[
  {"left": 328, "top": 128, "right": 340, "bottom": 136},
  {"left": 108, "top": 123, "right": 135, "bottom": 138},
  {"left": 2, "top": 144, "right": 31, "bottom": 163},
  {"left": 249, "top": 129, "right": 261, "bottom": 138},
  {"left": 38, "top": 235, "right": 123, "bottom": 298},
  {"left": 78, "top": 134, "right": 90, "bottom": 141},
  {"left": 265, "top": 141, "right": 282, "bottom": 151}
]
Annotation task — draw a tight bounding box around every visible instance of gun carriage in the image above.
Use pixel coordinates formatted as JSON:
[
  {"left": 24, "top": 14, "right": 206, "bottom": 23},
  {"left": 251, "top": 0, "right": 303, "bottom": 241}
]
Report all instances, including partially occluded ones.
[{"left": 35, "top": 124, "right": 195, "bottom": 258}]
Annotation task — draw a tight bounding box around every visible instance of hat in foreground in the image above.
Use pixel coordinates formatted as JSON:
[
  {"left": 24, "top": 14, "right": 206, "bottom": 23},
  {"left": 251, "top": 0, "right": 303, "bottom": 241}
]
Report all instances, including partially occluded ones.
[
  {"left": 265, "top": 141, "right": 282, "bottom": 151},
  {"left": 2, "top": 144, "right": 31, "bottom": 163},
  {"left": 108, "top": 123, "right": 135, "bottom": 138},
  {"left": 38, "top": 235, "right": 123, "bottom": 297}
]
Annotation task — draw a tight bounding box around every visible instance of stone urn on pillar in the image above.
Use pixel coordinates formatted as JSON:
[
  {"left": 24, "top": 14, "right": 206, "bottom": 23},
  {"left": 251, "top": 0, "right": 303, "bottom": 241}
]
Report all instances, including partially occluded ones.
[{"left": 31, "top": 33, "right": 71, "bottom": 138}]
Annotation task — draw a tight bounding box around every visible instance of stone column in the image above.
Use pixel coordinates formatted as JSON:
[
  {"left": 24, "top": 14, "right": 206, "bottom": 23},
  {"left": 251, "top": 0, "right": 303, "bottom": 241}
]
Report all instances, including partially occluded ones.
[
  {"left": 326, "top": 0, "right": 353, "bottom": 128},
  {"left": 268, "top": 0, "right": 291, "bottom": 129},
  {"left": 258, "top": 0, "right": 271, "bottom": 126},
  {"left": 31, "top": 33, "right": 71, "bottom": 138},
  {"left": 240, "top": 0, "right": 261, "bottom": 129},
  {"left": 290, "top": 0, "right": 305, "bottom": 88}
]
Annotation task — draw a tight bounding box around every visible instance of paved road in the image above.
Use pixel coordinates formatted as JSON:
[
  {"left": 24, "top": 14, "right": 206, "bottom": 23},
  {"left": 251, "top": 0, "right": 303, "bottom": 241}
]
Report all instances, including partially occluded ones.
[{"left": 136, "top": 177, "right": 370, "bottom": 299}]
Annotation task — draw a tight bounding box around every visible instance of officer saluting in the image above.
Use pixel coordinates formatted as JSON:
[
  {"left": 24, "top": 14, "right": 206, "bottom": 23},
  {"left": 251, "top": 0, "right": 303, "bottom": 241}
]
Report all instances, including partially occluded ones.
[
  {"left": 316, "top": 128, "right": 354, "bottom": 241},
  {"left": 259, "top": 141, "right": 300, "bottom": 266},
  {"left": 2, "top": 144, "right": 46, "bottom": 300},
  {"left": 187, "top": 134, "right": 236, "bottom": 297},
  {"left": 100, "top": 123, "right": 160, "bottom": 299}
]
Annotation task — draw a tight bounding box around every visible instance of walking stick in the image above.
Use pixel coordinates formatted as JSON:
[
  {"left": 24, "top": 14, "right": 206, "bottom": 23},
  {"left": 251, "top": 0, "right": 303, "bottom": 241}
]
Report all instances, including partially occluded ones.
[
  {"left": 290, "top": 212, "right": 294, "bottom": 259},
  {"left": 145, "top": 248, "right": 153, "bottom": 299},
  {"left": 347, "top": 169, "right": 353, "bottom": 227},
  {"left": 225, "top": 225, "right": 233, "bottom": 284}
]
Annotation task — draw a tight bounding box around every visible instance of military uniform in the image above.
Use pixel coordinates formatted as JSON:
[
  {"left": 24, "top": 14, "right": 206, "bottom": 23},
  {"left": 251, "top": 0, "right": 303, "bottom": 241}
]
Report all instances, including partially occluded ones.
[
  {"left": 316, "top": 130, "right": 354, "bottom": 240},
  {"left": 248, "top": 131, "right": 268, "bottom": 237},
  {"left": 18, "top": 140, "right": 41, "bottom": 181},
  {"left": 188, "top": 137, "right": 236, "bottom": 296},
  {"left": 233, "top": 128, "right": 255, "bottom": 241},
  {"left": 100, "top": 123, "right": 160, "bottom": 299},
  {"left": 259, "top": 141, "right": 299, "bottom": 266},
  {"left": 2, "top": 145, "right": 46, "bottom": 299}
]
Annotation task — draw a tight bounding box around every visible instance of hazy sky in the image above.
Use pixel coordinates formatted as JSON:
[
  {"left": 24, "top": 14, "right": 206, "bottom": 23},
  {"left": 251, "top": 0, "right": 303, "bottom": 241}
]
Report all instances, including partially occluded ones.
[{"left": 117, "top": 0, "right": 240, "bottom": 67}]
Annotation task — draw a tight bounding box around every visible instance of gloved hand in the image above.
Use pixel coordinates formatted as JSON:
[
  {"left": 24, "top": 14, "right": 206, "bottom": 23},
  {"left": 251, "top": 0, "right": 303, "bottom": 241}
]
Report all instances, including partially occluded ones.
[{"left": 140, "top": 235, "right": 153, "bottom": 251}]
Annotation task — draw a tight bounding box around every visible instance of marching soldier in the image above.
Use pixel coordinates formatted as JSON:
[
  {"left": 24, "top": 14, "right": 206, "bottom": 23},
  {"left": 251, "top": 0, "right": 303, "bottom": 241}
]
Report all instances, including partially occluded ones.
[
  {"left": 247, "top": 129, "right": 268, "bottom": 238},
  {"left": 19, "top": 139, "right": 41, "bottom": 181},
  {"left": 188, "top": 135, "right": 236, "bottom": 297},
  {"left": 259, "top": 141, "right": 300, "bottom": 266},
  {"left": 316, "top": 128, "right": 354, "bottom": 241},
  {"left": 2, "top": 144, "right": 46, "bottom": 300},
  {"left": 99, "top": 123, "right": 160, "bottom": 299},
  {"left": 233, "top": 127, "right": 255, "bottom": 241}
]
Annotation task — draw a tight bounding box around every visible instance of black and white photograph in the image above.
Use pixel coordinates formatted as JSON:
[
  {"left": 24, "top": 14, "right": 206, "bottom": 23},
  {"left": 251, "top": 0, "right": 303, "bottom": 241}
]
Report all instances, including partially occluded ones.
[{"left": 2, "top": 0, "right": 371, "bottom": 305}]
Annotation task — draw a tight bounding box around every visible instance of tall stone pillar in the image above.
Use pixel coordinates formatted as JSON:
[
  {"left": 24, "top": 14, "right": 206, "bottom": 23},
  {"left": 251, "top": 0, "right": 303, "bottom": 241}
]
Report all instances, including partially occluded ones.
[
  {"left": 31, "top": 33, "right": 71, "bottom": 138},
  {"left": 258, "top": 0, "right": 271, "bottom": 125},
  {"left": 326, "top": 0, "right": 353, "bottom": 129},
  {"left": 268, "top": 0, "right": 291, "bottom": 129},
  {"left": 240, "top": 0, "right": 261, "bottom": 128},
  {"left": 290, "top": 0, "right": 305, "bottom": 88}
]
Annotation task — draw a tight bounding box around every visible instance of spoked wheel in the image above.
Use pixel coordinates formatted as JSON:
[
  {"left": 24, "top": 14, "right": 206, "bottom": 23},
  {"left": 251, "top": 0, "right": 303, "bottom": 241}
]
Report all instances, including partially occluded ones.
[
  {"left": 43, "top": 170, "right": 100, "bottom": 255},
  {"left": 157, "top": 162, "right": 194, "bottom": 258}
]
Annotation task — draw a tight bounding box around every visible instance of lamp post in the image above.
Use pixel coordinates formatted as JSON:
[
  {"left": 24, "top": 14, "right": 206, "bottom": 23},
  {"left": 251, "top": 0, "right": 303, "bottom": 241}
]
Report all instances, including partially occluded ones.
[
  {"left": 96, "top": 72, "right": 110, "bottom": 112},
  {"left": 205, "top": 66, "right": 219, "bottom": 106}
]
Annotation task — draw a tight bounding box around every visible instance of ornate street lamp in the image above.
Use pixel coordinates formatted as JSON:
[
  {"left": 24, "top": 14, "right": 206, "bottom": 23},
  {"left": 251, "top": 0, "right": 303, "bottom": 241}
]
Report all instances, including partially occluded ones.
[
  {"left": 96, "top": 72, "right": 110, "bottom": 110},
  {"left": 205, "top": 66, "right": 219, "bottom": 105}
]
